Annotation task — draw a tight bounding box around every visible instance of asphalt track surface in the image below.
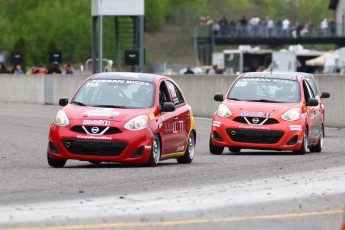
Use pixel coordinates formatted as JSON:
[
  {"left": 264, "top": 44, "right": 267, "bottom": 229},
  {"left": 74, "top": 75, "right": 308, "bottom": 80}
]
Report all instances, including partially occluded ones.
[{"left": 0, "top": 103, "right": 344, "bottom": 230}]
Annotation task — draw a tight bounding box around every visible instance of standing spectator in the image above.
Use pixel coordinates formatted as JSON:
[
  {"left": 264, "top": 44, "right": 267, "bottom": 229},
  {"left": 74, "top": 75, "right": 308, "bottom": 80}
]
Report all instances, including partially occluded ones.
[
  {"left": 239, "top": 16, "right": 248, "bottom": 37},
  {"left": 329, "top": 18, "right": 336, "bottom": 37},
  {"left": 249, "top": 15, "right": 260, "bottom": 36},
  {"left": 0, "top": 63, "right": 11, "bottom": 73},
  {"left": 218, "top": 16, "right": 228, "bottom": 36},
  {"left": 184, "top": 66, "right": 194, "bottom": 74},
  {"left": 320, "top": 18, "right": 328, "bottom": 36},
  {"left": 48, "top": 61, "right": 62, "bottom": 74},
  {"left": 267, "top": 18, "right": 274, "bottom": 37},
  {"left": 32, "top": 64, "right": 48, "bottom": 75},
  {"left": 276, "top": 19, "right": 283, "bottom": 37},
  {"left": 13, "top": 65, "right": 24, "bottom": 74},
  {"left": 65, "top": 64, "right": 74, "bottom": 74},
  {"left": 282, "top": 18, "right": 290, "bottom": 37}
]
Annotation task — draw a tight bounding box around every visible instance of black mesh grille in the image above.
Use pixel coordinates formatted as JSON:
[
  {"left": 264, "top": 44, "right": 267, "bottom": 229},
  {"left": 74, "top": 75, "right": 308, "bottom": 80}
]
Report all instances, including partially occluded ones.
[
  {"left": 226, "top": 128, "right": 283, "bottom": 144},
  {"left": 62, "top": 139, "right": 127, "bottom": 156},
  {"left": 70, "top": 126, "right": 122, "bottom": 135},
  {"left": 233, "top": 117, "right": 279, "bottom": 125}
]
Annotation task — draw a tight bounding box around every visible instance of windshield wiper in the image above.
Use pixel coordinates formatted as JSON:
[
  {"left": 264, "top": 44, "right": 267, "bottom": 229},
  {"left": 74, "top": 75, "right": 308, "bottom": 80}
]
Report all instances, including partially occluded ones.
[
  {"left": 94, "top": 105, "right": 128, "bottom": 108},
  {"left": 72, "top": 101, "right": 86, "bottom": 106},
  {"left": 228, "top": 97, "right": 241, "bottom": 101},
  {"left": 247, "top": 99, "right": 279, "bottom": 103}
]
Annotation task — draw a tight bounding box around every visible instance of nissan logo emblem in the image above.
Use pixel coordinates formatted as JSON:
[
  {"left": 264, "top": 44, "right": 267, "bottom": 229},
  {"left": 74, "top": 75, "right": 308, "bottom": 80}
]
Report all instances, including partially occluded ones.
[
  {"left": 91, "top": 127, "right": 99, "bottom": 134},
  {"left": 252, "top": 118, "right": 260, "bottom": 124}
]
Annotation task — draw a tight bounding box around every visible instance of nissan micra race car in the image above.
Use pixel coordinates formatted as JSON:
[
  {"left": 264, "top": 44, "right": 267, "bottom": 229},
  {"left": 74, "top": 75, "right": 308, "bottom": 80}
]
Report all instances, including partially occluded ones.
[
  {"left": 47, "top": 72, "right": 196, "bottom": 167},
  {"left": 210, "top": 72, "right": 324, "bottom": 155}
]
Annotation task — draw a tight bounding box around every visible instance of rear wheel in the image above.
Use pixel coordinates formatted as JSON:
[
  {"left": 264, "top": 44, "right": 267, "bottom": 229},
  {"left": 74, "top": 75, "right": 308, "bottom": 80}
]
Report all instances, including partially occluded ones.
[
  {"left": 228, "top": 147, "right": 241, "bottom": 153},
  {"left": 47, "top": 151, "right": 66, "bottom": 168},
  {"left": 309, "top": 126, "right": 324, "bottom": 153},
  {"left": 209, "top": 136, "right": 224, "bottom": 155},
  {"left": 147, "top": 135, "right": 161, "bottom": 167},
  {"left": 293, "top": 129, "right": 308, "bottom": 155},
  {"left": 177, "top": 132, "right": 195, "bottom": 164}
]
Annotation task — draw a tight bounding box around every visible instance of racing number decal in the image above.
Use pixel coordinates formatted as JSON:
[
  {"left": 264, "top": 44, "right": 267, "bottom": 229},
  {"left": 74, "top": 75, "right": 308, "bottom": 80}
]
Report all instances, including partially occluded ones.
[{"left": 173, "top": 120, "right": 184, "bottom": 133}]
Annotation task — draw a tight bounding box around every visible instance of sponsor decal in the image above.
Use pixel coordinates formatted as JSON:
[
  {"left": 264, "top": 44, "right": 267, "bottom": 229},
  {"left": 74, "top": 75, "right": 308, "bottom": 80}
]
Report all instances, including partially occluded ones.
[
  {"left": 83, "top": 120, "right": 110, "bottom": 126},
  {"left": 212, "top": 121, "right": 221, "bottom": 127},
  {"left": 239, "top": 125, "right": 271, "bottom": 130},
  {"left": 76, "top": 135, "right": 112, "bottom": 140},
  {"left": 252, "top": 112, "right": 263, "bottom": 116},
  {"left": 176, "top": 146, "right": 184, "bottom": 151},
  {"left": 290, "top": 125, "right": 302, "bottom": 131},
  {"left": 82, "top": 108, "right": 120, "bottom": 117},
  {"left": 241, "top": 111, "right": 249, "bottom": 116}
]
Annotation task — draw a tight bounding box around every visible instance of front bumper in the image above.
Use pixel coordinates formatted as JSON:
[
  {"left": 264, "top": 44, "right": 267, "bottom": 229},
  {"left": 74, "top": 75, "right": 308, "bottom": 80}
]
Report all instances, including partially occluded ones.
[
  {"left": 211, "top": 117, "right": 305, "bottom": 151},
  {"left": 48, "top": 123, "right": 154, "bottom": 164}
]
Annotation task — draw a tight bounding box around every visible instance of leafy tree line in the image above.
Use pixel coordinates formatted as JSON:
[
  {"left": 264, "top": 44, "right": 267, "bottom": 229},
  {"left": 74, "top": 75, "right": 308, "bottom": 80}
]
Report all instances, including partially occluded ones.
[{"left": 0, "top": 0, "right": 331, "bottom": 70}]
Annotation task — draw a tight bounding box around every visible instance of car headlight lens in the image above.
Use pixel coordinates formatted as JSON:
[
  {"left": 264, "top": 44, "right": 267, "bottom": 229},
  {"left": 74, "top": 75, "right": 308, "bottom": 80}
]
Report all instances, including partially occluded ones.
[
  {"left": 216, "top": 104, "right": 232, "bottom": 118},
  {"left": 281, "top": 108, "right": 301, "bottom": 121},
  {"left": 54, "top": 110, "right": 69, "bottom": 126},
  {"left": 124, "top": 115, "right": 149, "bottom": 130}
]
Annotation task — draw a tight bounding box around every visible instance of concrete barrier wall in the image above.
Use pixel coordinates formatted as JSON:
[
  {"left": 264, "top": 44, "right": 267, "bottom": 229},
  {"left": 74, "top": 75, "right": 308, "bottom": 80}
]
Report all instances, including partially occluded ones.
[{"left": 0, "top": 74, "right": 343, "bottom": 128}]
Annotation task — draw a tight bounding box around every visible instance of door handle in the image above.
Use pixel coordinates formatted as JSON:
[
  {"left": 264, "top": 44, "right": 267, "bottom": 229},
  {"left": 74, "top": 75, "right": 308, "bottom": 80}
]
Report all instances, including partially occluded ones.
[
  {"left": 186, "top": 113, "right": 190, "bottom": 117},
  {"left": 174, "top": 117, "right": 178, "bottom": 121}
]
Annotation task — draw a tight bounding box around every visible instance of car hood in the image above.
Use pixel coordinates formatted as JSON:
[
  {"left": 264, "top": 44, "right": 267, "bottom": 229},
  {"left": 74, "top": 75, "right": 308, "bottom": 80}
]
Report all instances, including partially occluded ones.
[
  {"left": 225, "top": 100, "right": 300, "bottom": 117},
  {"left": 63, "top": 105, "right": 153, "bottom": 122}
]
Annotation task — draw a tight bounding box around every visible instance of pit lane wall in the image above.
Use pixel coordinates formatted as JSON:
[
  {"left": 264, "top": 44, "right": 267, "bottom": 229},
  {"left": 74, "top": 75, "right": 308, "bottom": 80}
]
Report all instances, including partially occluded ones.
[{"left": 0, "top": 74, "right": 342, "bottom": 128}]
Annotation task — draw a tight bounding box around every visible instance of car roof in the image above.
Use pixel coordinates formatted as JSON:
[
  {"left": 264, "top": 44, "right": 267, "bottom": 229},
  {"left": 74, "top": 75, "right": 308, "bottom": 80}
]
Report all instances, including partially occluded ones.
[
  {"left": 240, "top": 72, "right": 299, "bottom": 81},
  {"left": 89, "top": 72, "right": 160, "bottom": 82}
]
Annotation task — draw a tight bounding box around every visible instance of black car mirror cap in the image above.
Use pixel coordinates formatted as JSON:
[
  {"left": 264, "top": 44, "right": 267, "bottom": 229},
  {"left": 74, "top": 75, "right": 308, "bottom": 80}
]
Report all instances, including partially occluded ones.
[
  {"left": 320, "top": 92, "right": 330, "bottom": 99},
  {"left": 161, "top": 102, "right": 175, "bottom": 112},
  {"left": 59, "top": 97, "right": 69, "bottom": 106},
  {"left": 214, "top": 94, "right": 224, "bottom": 102},
  {"left": 306, "top": 98, "right": 319, "bottom": 107}
]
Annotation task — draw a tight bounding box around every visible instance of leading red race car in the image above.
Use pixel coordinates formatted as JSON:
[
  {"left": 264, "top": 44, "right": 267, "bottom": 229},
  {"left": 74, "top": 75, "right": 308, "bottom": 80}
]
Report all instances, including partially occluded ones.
[
  {"left": 210, "top": 72, "right": 325, "bottom": 155},
  {"left": 47, "top": 72, "right": 196, "bottom": 167}
]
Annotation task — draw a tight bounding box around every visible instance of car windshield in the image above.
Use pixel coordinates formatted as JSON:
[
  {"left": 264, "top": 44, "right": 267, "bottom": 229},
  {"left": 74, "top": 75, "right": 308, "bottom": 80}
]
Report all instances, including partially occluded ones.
[
  {"left": 228, "top": 77, "right": 301, "bottom": 103},
  {"left": 72, "top": 79, "right": 155, "bottom": 108}
]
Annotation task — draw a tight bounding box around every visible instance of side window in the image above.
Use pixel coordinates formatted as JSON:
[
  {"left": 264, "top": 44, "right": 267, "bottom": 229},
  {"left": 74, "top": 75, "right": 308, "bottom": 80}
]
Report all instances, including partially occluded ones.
[
  {"left": 166, "top": 81, "right": 185, "bottom": 106},
  {"left": 303, "top": 80, "right": 315, "bottom": 101},
  {"left": 159, "top": 81, "right": 171, "bottom": 108}
]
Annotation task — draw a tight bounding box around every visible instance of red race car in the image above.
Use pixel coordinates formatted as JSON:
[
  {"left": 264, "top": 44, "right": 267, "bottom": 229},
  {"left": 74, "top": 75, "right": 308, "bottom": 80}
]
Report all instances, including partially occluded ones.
[
  {"left": 47, "top": 72, "right": 196, "bottom": 167},
  {"left": 210, "top": 72, "right": 324, "bottom": 155}
]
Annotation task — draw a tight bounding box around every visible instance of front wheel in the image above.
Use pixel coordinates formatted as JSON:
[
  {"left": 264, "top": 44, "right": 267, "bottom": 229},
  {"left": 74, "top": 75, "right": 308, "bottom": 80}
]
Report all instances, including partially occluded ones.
[
  {"left": 177, "top": 131, "right": 195, "bottom": 164},
  {"left": 293, "top": 129, "right": 308, "bottom": 155},
  {"left": 309, "top": 126, "right": 324, "bottom": 153},
  {"left": 209, "top": 136, "right": 224, "bottom": 155},
  {"left": 47, "top": 151, "right": 66, "bottom": 168},
  {"left": 146, "top": 135, "right": 161, "bottom": 167}
]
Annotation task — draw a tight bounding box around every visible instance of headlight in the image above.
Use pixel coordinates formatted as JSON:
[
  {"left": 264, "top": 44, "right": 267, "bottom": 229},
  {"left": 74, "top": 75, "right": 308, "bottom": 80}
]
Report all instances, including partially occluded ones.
[
  {"left": 281, "top": 108, "right": 301, "bottom": 121},
  {"left": 54, "top": 110, "right": 69, "bottom": 126},
  {"left": 216, "top": 104, "right": 232, "bottom": 118},
  {"left": 124, "top": 115, "right": 148, "bottom": 130}
]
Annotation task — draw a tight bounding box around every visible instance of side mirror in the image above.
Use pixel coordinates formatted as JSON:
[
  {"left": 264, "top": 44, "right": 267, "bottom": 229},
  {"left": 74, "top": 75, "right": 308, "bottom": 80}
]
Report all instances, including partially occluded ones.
[
  {"left": 320, "top": 92, "right": 330, "bottom": 99},
  {"left": 161, "top": 102, "right": 175, "bottom": 112},
  {"left": 59, "top": 97, "right": 69, "bottom": 106},
  {"left": 306, "top": 98, "right": 319, "bottom": 106},
  {"left": 214, "top": 94, "right": 224, "bottom": 102}
]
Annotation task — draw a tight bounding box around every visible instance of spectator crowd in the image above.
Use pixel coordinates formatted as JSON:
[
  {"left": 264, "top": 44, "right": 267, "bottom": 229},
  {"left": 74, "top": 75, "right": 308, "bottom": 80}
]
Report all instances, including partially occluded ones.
[
  {"left": 198, "top": 15, "right": 337, "bottom": 38},
  {"left": 0, "top": 62, "right": 74, "bottom": 75}
]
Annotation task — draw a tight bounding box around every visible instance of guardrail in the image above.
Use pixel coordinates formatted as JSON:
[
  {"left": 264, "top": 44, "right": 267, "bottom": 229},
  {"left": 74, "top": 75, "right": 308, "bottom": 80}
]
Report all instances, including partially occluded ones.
[{"left": 0, "top": 74, "right": 342, "bottom": 128}]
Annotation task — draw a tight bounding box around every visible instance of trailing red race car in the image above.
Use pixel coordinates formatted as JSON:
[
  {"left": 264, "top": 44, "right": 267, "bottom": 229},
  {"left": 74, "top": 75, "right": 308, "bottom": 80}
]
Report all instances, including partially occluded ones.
[
  {"left": 47, "top": 72, "right": 196, "bottom": 167},
  {"left": 210, "top": 72, "right": 325, "bottom": 155}
]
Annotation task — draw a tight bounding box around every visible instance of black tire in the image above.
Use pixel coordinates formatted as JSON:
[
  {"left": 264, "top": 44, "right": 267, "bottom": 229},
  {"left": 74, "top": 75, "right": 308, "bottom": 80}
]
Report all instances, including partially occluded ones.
[
  {"left": 228, "top": 147, "right": 241, "bottom": 153},
  {"left": 47, "top": 151, "right": 66, "bottom": 168},
  {"left": 146, "top": 135, "right": 161, "bottom": 167},
  {"left": 177, "top": 131, "right": 195, "bottom": 164},
  {"left": 310, "top": 126, "right": 324, "bottom": 153},
  {"left": 209, "top": 136, "right": 224, "bottom": 155},
  {"left": 293, "top": 129, "right": 308, "bottom": 155}
]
